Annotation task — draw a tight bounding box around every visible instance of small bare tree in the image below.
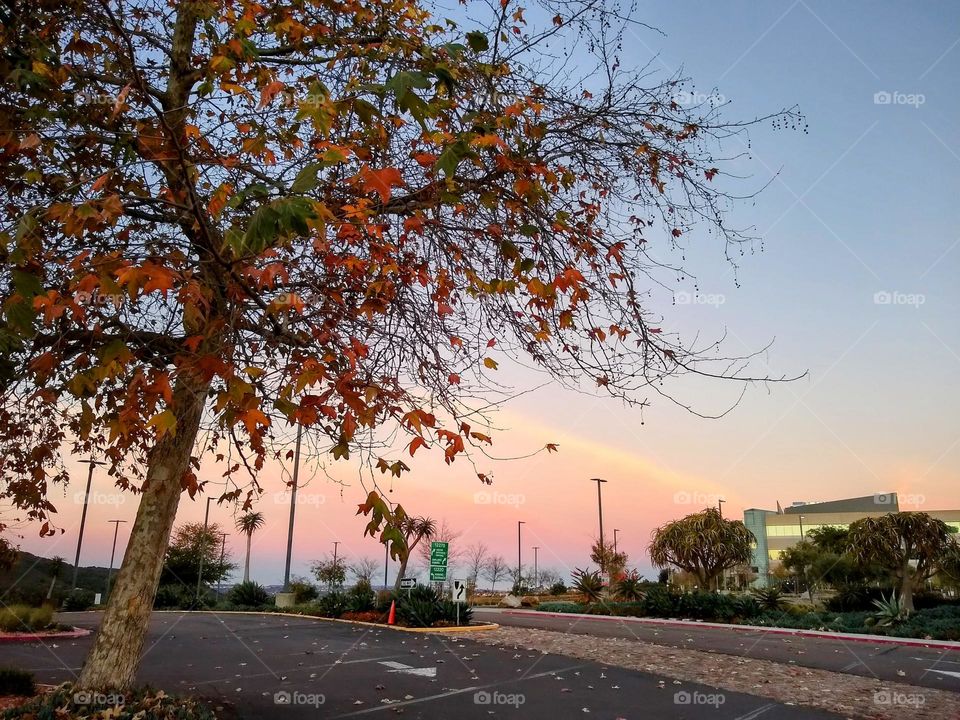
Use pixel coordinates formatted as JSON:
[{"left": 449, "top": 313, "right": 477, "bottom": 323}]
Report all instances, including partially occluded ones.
[
  {"left": 483, "top": 555, "right": 510, "bottom": 591},
  {"left": 465, "top": 542, "right": 490, "bottom": 586},
  {"left": 349, "top": 557, "right": 380, "bottom": 585}
]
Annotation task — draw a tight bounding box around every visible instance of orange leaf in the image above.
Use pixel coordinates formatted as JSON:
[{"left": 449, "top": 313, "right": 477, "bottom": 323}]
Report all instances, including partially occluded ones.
[
  {"left": 360, "top": 166, "right": 404, "bottom": 203},
  {"left": 408, "top": 437, "right": 429, "bottom": 457}
]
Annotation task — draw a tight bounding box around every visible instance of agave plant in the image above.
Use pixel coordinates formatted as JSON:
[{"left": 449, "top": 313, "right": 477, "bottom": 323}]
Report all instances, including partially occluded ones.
[
  {"left": 614, "top": 573, "right": 645, "bottom": 602},
  {"left": 572, "top": 568, "right": 604, "bottom": 603},
  {"left": 871, "top": 592, "right": 908, "bottom": 627},
  {"left": 750, "top": 587, "right": 787, "bottom": 611}
]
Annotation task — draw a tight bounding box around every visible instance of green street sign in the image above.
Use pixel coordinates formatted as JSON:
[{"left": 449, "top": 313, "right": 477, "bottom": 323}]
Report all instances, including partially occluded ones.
[
  {"left": 430, "top": 541, "right": 449, "bottom": 564},
  {"left": 430, "top": 565, "right": 447, "bottom": 581}
]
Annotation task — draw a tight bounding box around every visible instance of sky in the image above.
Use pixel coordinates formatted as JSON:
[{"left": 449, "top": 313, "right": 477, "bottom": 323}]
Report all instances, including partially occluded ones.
[{"left": 14, "top": 1, "right": 960, "bottom": 586}]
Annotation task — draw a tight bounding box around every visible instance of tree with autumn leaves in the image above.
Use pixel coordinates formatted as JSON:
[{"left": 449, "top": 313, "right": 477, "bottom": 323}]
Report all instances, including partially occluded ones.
[{"left": 0, "top": 0, "right": 800, "bottom": 690}]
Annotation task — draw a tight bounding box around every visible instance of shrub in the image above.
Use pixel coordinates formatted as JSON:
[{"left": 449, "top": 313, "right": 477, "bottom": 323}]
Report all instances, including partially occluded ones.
[
  {"left": 341, "top": 610, "right": 384, "bottom": 623},
  {"left": 642, "top": 585, "right": 680, "bottom": 617},
  {"left": 289, "top": 579, "right": 318, "bottom": 604},
  {"left": 4, "top": 685, "right": 217, "bottom": 719},
  {"left": 825, "top": 586, "right": 893, "bottom": 612},
  {"left": 538, "top": 601, "right": 583, "bottom": 613},
  {"left": 0, "top": 604, "right": 54, "bottom": 632},
  {"left": 549, "top": 581, "right": 567, "bottom": 595},
  {"left": 375, "top": 589, "right": 394, "bottom": 612},
  {"left": 0, "top": 668, "right": 35, "bottom": 696},
  {"left": 731, "top": 594, "right": 761, "bottom": 620},
  {"left": 62, "top": 588, "right": 96, "bottom": 612},
  {"left": 317, "top": 591, "right": 348, "bottom": 618},
  {"left": 750, "top": 587, "right": 787, "bottom": 612},
  {"left": 439, "top": 600, "right": 473, "bottom": 625},
  {"left": 153, "top": 584, "right": 182, "bottom": 609},
  {"left": 571, "top": 568, "right": 604, "bottom": 603},
  {"left": 677, "top": 591, "right": 737, "bottom": 622},
  {"left": 228, "top": 581, "right": 270, "bottom": 607},
  {"left": 346, "top": 580, "right": 375, "bottom": 612}
]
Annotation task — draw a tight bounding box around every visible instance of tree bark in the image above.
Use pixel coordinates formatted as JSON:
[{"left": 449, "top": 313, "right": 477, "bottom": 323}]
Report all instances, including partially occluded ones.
[
  {"left": 77, "top": 373, "right": 209, "bottom": 690},
  {"left": 244, "top": 532, "right": 252, "bottom": 583},
  {"left": 900, "top": 572, "right": 915, "bottom": 613}
]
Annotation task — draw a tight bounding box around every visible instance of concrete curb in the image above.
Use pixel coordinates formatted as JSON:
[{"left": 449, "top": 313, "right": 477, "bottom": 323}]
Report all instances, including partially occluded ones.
[
  {"left": 153, "top": 609, "right": 500, "bottom": 634},
  {"left": 0, "top": 627, "right": 91, "bottom": 644},
  {"left": 494, "top": 609, "right": 960, "bottom": 650}
]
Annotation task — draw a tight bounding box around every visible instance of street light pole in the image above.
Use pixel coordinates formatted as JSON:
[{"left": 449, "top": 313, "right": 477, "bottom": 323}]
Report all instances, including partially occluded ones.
[
  {"left": 384, "top": 541, "right": 389, "bottom": 588},
  {"left": 72, "top": 457, "right": 104, "bottom": 588},
  {"left": 532, "top": 546, "right": 539, "bottom": 589},
  {"left": 216, "top": 532, "right": 227, "bottom": 598},
  {"left": 104, "top": 519, "right": 127, "bottom": 598},
  {"left": 517, "top": 521, "right": 525, "bottom": 589},
  {"left": 718, "top": 498, "right": 725, "bottom": 519},
  {"left": 195, "top": 495, "right": 215, "bottom": 603},
  {"left": 282, "top": 424, "right": 303, "bottom": 592},
  {"left": 613, "top": 529, "right": 619, "bottom": 556},
  {"left": 332, "top": 541, "right": 340, "bottom": 566},
  {"left": 590, "top": 478, "right": 608, "bottom": 575}
]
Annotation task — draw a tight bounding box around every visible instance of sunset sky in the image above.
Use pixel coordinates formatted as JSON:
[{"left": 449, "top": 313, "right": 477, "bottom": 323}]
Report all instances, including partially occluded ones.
[{"left": 15, "top": 1, "right": 960, "bottom": 586}]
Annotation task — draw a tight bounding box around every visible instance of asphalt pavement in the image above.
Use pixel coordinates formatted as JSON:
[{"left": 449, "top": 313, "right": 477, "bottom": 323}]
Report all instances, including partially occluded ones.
[
  {"left": 0, "top": 611, "right": 843, "bottom": 719},
  {"left": 476, "top": 607, "right": 960, "bottom": 692}
]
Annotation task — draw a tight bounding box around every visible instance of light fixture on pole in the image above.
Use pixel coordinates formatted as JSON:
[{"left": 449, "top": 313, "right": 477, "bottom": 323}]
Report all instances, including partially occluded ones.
[
  {"left": 104, "top": 519, "right": 127, "bottom": 598},
  {"left": 332, "top": 541, "right": 340, "bottom": 567},
  {"left": 613, "top": 529, "right": 619, "bottom": 556},
  {"left": 718, "top": 498, "right": 725, "bottom": 519},
  {"left": 282, "top": 424, "right": 303, "bottom": 592},
  {"left": 590, "top": 478, "right": 608, "bottom": 574},
  {"left": 72, "top": 457, "right": 104, "bottom": 588}
]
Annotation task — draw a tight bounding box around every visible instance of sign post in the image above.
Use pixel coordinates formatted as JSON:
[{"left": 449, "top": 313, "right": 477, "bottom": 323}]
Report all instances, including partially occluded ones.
[
  {"left": 452, "top": 579, "right": 466, "bottom": 626},
  {"left": 429, "top": 541, "right": 449, "bottom": 584},
  {"left": 399, "top": 577, "right": 417, "bottom": 597}
]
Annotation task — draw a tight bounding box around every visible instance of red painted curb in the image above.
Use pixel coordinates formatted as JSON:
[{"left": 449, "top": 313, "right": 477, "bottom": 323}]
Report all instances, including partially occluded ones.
[
  {"left": 0, "top": 627, "right": 91, "bottom": 644},
  {"left": 501, "top": 610, "right": 960, "bottom": 651}
]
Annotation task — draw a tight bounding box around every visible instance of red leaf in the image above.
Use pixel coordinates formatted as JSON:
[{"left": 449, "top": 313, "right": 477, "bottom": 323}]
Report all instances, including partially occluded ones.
[{"left": 408, "top": 436, "right": 429, "bottom": 457}]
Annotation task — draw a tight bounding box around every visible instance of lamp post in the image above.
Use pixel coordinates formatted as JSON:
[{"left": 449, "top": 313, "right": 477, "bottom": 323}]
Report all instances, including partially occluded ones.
[
  {"left": 798, "top": 514, "right": 805, "bottom": 539},
  {"left": 196, "top": 495, "right": 216, "bottom": 603},
  {"left": 517, "top": 521, "right": 525, "bottom": 588},
  {"left": 613, "top": 529, "right": 620, "bottom": 556},
  {"left": 104, "top": 519, "right": 127, "bottom": 598},
  {"left": 332, "top": 541, "right": 340, "bottom": 568},
  {"left": 216, "top": 532, "right": 227, "bottom": 598},
  {"left": 532, "top": 546, "right": 539, "bottom": 589},
  {"left": 282, "top": 424, "right": 303, "bottom": 592},
  {"left": 72, "top": 457, "right": 104, "bottom": 588},
  {"left": 590, "top": 478, "right": 608, "bottom": 574},
  {"left": 718, "top": 498, "right": 725, "bottom": 519},
  {"left": 383, "top": 541, "right": 389, "bottom": 588}
]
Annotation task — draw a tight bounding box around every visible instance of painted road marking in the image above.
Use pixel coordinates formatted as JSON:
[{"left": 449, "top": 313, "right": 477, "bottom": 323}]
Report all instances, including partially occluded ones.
[{"left": 378, "top": 660, "right": 437, "bottom": 678}]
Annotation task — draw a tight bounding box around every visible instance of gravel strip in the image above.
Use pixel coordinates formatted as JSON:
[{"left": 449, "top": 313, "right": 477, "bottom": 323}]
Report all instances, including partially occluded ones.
[{"left": 461, "top": 626, "right": 959, "bottom": 720}]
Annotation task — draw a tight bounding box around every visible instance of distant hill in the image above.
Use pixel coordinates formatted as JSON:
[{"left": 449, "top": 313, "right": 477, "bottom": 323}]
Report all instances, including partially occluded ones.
[{"left": 0, "top": 550, "right": 110, "bottom": 605}]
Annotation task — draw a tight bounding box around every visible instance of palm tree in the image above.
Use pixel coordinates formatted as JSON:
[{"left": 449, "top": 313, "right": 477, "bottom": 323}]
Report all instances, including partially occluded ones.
[
  {"left": 649, "top": 508, "right": 754, "bottom": 590},
  {"left": 235, "top": 512, "right": 265, "bottom": 583},
  {"left": 393, "top": 516, "right": 436, "bottom": 591},
  {"left": 46, "top": 556, "right": 65, "bottom": 601}
]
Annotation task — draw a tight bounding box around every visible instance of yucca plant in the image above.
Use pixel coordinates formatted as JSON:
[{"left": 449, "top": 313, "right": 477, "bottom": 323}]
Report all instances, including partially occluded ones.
[
  {"left": 572, "top": 568, "right": 604, "bottom": 603},
  {"left": 750, "top": 587, "right": 787, "bottom": 611},
  {"left": 872, "top": 592, "right": 908, "bottom": 627},
  {"left": 614, "top": 573, "right": 645, "bottom": 602}
]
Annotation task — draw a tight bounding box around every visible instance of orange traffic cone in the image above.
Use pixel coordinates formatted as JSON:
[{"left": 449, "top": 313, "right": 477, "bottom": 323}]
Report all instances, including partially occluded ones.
[{"left": 387, "top": 600, "right": 396, "bottom": 625}]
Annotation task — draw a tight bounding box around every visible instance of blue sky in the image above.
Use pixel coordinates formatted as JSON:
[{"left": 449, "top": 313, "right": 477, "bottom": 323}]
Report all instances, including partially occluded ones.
[{"left": 19, "top": 1, "right": 960, "bottom": 585}]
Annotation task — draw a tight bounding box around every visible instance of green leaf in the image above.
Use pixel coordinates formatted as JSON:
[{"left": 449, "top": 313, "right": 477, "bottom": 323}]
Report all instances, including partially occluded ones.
[
  {"left": 466, "top": 31, "right": 489, "bottom": 52},
  {"left": 291, "top": 163, "right": 321, "bottom": 194},
  {"left": 434, "top": 140, "right": 470, "bottom": 178},
  {"left": 385, "top": 71, "right": 431, "bottom": 102}
]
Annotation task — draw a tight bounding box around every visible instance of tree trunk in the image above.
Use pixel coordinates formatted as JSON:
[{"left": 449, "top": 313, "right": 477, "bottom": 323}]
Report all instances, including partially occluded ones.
[
  {"left": 899, "top": 573, "right": 915, "bottom": 613},
  {"left": 244, "top": 532, "right": 252, "bottom": 583},
  {"left": 77, "top": 374, "right": 209, "bottom": 690},
  {"left": 394, "top": 557, "right": 409, "bottom": 591},
  {"left": 46, "top": 575, "right": 56, "bottom": 601}
]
